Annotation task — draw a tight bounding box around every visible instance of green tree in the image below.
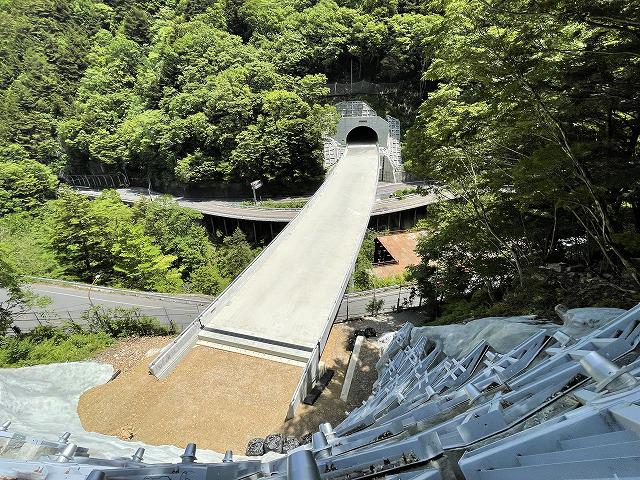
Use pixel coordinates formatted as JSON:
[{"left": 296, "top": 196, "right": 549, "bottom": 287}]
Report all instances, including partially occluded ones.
[
  {"left": 132, "top": 196, "right": 214, "bottom": 278},
  {"left": 230, "top": 90, "right": 331, "bottom": 187},
  {"left": 0, "top": 157, "right": 58, "bottom": 214},
  {"left": 48, "top": 190, "right": 111, "bottom": 282},
  {"left": 404, "top": 0, "right": 640, "bottom": 315},
  {"left": 189, "top": 262, "right": 228, "bottom": 295},
  {"left": 365, "top": 296, "right": 384, "bottom": 316},
  {"left": 49, "top": 189, "right": 182, "bottom": 292},
  {"left": 0, "top": 243, "right": 30, "bottom": 335},
  {"left": 218, "top": 227, "right": 257, "bottom": 278}
]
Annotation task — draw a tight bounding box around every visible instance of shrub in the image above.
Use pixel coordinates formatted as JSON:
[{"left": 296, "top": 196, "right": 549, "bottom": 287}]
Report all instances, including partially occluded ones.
[
  {"left": 0, "top": 305, "right": 176, "bottom": 368},
  {"left": 365, "top": 297, "right": 384, "bottom": 316},
  {"left": 189, "top": 262, "right": 228, "bottom": 295},
  {"left": 0, "top": 329, "right": 112, "bottom": 368},
  {"left": 81, "top": 305, "right": 176, "bottom": 337},
  {"left": 0, "top": 159, "right": 58, "bottom": 215}
]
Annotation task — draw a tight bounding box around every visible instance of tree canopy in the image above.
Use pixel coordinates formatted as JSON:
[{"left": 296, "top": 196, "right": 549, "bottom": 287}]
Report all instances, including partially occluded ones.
[
  {"left": 0, "top": 0, "right": 434, "bottom": 192},
  {"left": 404, "top": 0, "right": 640, "bottom": 318}
]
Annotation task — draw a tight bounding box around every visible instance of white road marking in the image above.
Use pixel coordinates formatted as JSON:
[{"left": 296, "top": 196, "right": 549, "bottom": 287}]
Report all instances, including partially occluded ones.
[{"left": 29, "top": 288, "right": 191, "bottom": 310}]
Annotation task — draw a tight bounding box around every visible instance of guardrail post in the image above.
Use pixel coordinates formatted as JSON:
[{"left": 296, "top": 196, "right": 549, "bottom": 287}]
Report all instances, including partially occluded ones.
[{"left": 346, "top": 294, "right": 349, "bottom": 320}]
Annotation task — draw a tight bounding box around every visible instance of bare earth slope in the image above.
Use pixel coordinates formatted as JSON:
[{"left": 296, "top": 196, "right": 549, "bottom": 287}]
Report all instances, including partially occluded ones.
[{"left": 79, "top": 345, "right": 302, "bottom": 452}]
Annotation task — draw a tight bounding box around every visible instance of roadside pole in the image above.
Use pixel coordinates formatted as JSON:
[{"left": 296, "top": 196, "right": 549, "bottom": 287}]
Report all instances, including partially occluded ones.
[{"left": 250, "top": 179, "right": 263, "bottom": 205}]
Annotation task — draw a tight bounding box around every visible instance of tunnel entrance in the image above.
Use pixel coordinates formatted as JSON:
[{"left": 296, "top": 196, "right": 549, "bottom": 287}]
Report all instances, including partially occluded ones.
[{"left": 346, "top": 126, "right": 378, "bottom": 145}]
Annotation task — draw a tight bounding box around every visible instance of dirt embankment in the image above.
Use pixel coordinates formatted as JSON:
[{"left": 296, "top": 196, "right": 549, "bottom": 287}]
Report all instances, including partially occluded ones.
[
  {"left": 79, "top": 341, "right": 302, "bottom": 452},
  {"left": 79, "top": 312, "right": 417, "bottom": 453}
]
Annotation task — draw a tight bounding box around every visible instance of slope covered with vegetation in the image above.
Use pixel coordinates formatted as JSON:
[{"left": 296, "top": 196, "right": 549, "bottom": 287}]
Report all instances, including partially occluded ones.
[
  {"left": 0, "top": 0, "right": 433, "bottom": 192},
  {"left": 404, "top": 0, "right": 640, "bottom": 319},
  {"left": 0, "top": 190, "right": 259, "bottom": 294}
]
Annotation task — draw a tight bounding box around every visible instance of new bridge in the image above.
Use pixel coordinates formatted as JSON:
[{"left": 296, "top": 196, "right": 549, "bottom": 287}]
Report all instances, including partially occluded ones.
[
  {"left": 139, "top": 102, "right": 419, "bottom": 415},
  {"left": 194, "top": 144, "right": 379, "bottom": 365},
  {"left": 151, "top": 143, "right": 380, "bottom": 383},
  {"left": 149, "top": 133, "right": 385, "bottom": 415}
]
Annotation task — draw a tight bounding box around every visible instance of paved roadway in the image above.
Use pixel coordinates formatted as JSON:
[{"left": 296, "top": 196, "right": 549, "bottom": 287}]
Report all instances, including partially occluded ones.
[
  {"left": 2, "top": 281, "right": 419, "bottom": 333},
  {"left": 337, "top": 284, "right": 422, "bottom": 320},
  {"left": 3, "top": 282, "right": 211, "bottom": 332},
  {"left": 196, "top": 144, "right": 381, "bottom": 364},
  {"left": 74, "top": 182, "right": 443, "bottom": 222}
]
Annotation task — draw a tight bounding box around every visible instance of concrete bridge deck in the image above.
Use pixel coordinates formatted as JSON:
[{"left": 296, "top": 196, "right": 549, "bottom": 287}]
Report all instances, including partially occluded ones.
[{"left": 196, "top": 145, "right": 380, "bottom": 363}]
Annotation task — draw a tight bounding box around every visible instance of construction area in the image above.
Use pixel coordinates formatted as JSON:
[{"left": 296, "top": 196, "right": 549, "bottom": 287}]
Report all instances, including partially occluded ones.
[
  {"left": 5, "top": 304, "right": 640, "bottom": 480},
  {"left": 147, "top": 106, "right": 387, "bottom": 424},
  {"left": 77, "top": 316, "right": 406, "bottom": 452}
]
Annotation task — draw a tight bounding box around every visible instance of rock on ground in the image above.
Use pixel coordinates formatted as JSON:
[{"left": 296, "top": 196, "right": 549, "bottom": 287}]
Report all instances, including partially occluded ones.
[
  {"left": 246, "top": 438, "right": 265, "bottom": 456},
  {"left": 264, "top": 433, "right": 283, "bottom": 454},
  {"left": 282, "top": 436, "right": 300, "bottom": 453}
]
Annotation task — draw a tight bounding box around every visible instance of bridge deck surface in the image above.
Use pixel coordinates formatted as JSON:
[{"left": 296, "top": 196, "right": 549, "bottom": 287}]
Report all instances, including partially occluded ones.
[{"left": 198, "top": 145, "right": 379, "bottom": 359}]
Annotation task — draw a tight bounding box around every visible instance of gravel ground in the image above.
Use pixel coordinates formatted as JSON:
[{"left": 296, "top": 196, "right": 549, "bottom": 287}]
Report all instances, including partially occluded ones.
[
  {"left": 79, "top": 345, "right": 303, "bottom": 452},
  {"left": 91, "top": 336, "right": 175, "bottom": 373},
  {"left": 79, "top": 310, "right": 422, "bottom": 452}
]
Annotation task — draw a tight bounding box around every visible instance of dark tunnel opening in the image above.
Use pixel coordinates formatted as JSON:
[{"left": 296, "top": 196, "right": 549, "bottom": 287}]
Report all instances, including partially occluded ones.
[{"left": 346, "top": 126, "right": 378, "bottom": 145}]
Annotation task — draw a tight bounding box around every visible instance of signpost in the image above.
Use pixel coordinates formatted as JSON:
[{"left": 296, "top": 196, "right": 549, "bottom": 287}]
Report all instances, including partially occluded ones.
[{"left": 250, "top": 179, "right": 263, "bottom": 204}]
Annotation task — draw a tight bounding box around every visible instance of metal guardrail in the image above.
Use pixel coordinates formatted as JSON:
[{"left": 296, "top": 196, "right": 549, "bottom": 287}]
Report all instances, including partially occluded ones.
[
  {"left": 326, "top": 80, "right": 406, "bottom": 97},
  {"left": 336, "top": 284, "right": 423, "bottom": 321},
  {"left": 24, "top": 276, "right": 213, "bottom": 306},
  {"left": 64, "top": 173, "right": 129, "bottom": 189},
  {"left": 8, "top": 309, "right": 197, "bottom": 332},
  {"left": 287, "top": 344, "right": 321, "bottom": 419}
]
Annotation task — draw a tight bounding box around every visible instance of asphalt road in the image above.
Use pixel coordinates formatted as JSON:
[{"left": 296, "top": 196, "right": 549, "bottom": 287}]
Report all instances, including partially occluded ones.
[
  {"left": 2, "top": 281, "right": 420, "bottom": 333},
  {"left": 74, "top": 182, "right": 445, "bottom": 222},
  {"left": 3, "top": 283, "right": 212, "bottom": 332},
  {"left": 337, "top": 284, "right": 422, "bottom": 320}
]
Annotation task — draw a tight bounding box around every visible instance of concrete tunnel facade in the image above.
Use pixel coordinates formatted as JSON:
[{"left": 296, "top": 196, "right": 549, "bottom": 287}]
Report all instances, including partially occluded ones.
[{"left": 335, "top": 115, "right": 389, "bottom": 147}]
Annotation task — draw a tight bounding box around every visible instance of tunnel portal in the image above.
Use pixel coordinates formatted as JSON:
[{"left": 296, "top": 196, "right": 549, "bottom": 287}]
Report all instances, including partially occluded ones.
[{"left": 346, "top": 126, "right": 378, "bottom": 145}]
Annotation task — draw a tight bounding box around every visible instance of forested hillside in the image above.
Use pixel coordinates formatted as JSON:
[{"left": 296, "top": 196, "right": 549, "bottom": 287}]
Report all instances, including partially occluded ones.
[
  {"left": 0, "top": 0, "right": 638, "bottom": 321},
  {"left": 0, "top": 0, "right": 432, "bottom": 192},
  {"left": 404, "top": 0, "right": 640, "bottom": 318}
]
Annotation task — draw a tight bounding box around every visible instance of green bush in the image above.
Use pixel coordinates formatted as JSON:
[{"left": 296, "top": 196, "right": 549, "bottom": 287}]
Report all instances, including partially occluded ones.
[
  {"left": 365, "top": 297, "right": 384, "bottom": 316},
  {"left": 81, "top": 305, "right": 176, "bottom": 338},
  {"left": 189, "top": 262, "right": 228, "bottom": 296},
  {"left": 371, "top": 272, "right": 410, "bottom": 289},
  {"left": 0, "top": 305, "right": 177, "bottom": 368},
  {"left": 241, "top": 199, "right": 308, "bottom": 209},
  {"left": 0, "top": 159, "right": 59, "bottom": 215},
  {"left": 0, "top": 330, "right": 112, "bottom": 368}
]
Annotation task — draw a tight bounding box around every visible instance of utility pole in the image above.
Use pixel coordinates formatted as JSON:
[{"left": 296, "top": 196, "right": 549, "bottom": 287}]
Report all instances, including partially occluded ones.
[{"left": 350, "top": 58, "right": 353, "bottom": 94}]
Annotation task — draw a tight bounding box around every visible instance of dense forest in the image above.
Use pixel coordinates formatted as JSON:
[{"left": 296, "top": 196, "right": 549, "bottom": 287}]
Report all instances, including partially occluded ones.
[
  {"left": 0, "top": 0, "right": 430, "bottom": 192},
  {"left": 404, "top": 0, "right": 640, "bottom": 318},
  {"left": 1, "top": 0, "right": 639, "bottom": 322}
]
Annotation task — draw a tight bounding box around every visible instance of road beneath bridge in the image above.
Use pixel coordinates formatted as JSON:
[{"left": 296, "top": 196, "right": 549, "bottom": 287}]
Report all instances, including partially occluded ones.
[{"left": 2, "top": 281, "right": 422, "bottom": 333}]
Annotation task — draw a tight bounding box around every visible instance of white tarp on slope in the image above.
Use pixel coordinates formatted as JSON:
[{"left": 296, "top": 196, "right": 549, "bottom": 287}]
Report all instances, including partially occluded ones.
[{"left": 0, "top": 361, "right": 227, "bottom": 463}]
